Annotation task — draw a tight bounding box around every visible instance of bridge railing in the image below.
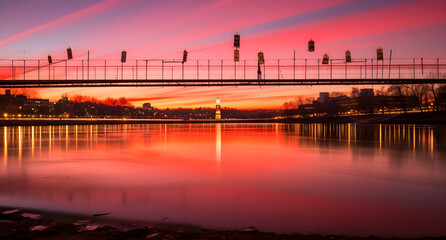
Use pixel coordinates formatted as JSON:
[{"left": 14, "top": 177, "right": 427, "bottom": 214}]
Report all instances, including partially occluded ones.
[{"left": 0, "top": 58, "right": 445, "bottom": 81}]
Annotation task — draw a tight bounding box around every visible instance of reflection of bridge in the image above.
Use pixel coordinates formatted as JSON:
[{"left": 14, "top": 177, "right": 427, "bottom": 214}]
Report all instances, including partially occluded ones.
[{"left": 1, "top": 58, "right": 445, "bottom": 88}]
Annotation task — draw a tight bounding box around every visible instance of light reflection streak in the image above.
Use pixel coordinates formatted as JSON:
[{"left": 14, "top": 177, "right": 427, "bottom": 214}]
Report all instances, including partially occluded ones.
[
  {"left": 353, "top": 124, "right": 356, "bottom": 143},
  {"left": 313, "top": 124, "right": 317, "bottom": 143},
  {"left": 216, "top": 123, "right": 221, "bottom": 167},
  {"left": 323, "top": 124, "right": 326, "bottom": 140},
  {"left": 39, "top": 126, "right": 42, "bottom": 156},
  {"left": 403, "top": 125, "right": 405, "bottom": 138},
  {"left": 275, "top": 123, "right": 278, "bottom": 141},
  {"left": 430, "top": 128, "right": 434, "bottom": 156},
  {"left": 123, "top": 124, "right": 126, "bottom": 145},
  {"left": 66, "top": 125, "right": 69, "bottom": 150},
  {"left": 31, "top": 126, "right": 35, "bottom": 158},
  {"left": 18, "top": 126, "right": 22, "bottom": 162},
  {"left": 49, "top": 126, "right": 52, "bottom": 154},
  {"left": 11, "top": 128, "right": 14, "bottom": 148},
  {"left": 379, "top": 124, "right": 382, "bottom": 149},
  {"left": 164, "top": 124, "right": 167, "bottom": 148},
  {"left": 95, "top": 125, "right": 98, "bottom": 146},
  {"left": 347, "top": 123, "right": 351, "bottom": 146},
  {"left": 407, "top": 125, "right": 411, "bottom": 147},
  {"left": 90, "top": 125, "right": 93, "bottom": 148},
  {"left": 75, "top": 125, "right": 78, "bottom": 151},
  {"left": 3, "top": 127, "right": 7, "bottom": 166},
  {"left": 339, "top": 125, "right": 342, "bottom": 141},
  {"left": 413, "top": 125, "right": 416, "bottom": 150}
]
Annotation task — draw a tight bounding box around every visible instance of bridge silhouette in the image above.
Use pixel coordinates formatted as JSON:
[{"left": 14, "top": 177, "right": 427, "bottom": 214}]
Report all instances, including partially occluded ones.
[{"left": 1, "top": 58, "right": 445, "bottom": 88}]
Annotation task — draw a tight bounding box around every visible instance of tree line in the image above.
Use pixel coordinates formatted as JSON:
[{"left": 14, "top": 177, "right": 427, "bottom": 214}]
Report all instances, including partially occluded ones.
[{"left": 283, "top": 83, "right": 446, "bottom": 117}]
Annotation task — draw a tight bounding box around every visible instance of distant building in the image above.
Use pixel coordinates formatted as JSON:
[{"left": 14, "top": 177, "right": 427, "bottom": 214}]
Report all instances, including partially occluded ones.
[
  {"left": 142, "top": 102, "right": 153, "bottom": 110},
  {"left": 317, "top": 92, "right": 330, "bottom": 103},
  {"left": 24, "top": 98, "right": 53, "bottom": 115},
  {"left": 0, "top": 91, "right": 27, "bottom": 115},
  {"left": 360, "top": 88, "right": 374, "bottom": 98},
  {"left": 57, "top": 97, "right": 70, "bottom": 104},
  {"left": 25, "top": 99, "right": 51, "bottom": 108},
  {"left": 215, "top": 97, "right": 221, "bottom": 120},
  {"left": 359, "top": 89, "right": 375, "bottom": 115}
]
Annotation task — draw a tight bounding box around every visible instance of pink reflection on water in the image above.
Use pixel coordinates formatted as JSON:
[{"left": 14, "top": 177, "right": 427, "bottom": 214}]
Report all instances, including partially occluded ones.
[{"left": 0, "top": 124, "right": 446, "bottom": 237}]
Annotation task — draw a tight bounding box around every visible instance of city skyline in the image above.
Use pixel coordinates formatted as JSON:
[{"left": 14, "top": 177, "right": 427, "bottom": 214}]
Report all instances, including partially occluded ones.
[{"left": 1, "top": 0, "right": 446, "bottom": 109}]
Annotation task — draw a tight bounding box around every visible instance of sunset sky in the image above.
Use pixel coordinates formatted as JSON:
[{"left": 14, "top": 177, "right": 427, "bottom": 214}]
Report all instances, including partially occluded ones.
[{"left": 1, "top": 0, "right": 446, "bottom": 109}]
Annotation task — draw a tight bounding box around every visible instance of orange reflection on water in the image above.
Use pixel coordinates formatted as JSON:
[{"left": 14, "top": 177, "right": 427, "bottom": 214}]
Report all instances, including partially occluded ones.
[
  {"left": 216, "top": 123, "right": 221, "bottom": 167},
  {"left": 3, "top": 127, "right": 7, "bottom": 166},
  {"left": 0, "top": 124, "right": 445, "bottom": 237}
]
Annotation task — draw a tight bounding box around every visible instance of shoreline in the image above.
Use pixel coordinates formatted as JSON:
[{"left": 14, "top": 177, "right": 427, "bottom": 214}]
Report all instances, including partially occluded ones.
[
  {"left": 1, "top": 111, "right": 446, "bottom": 126},
  {"left": 1, "top": 206, "right": 443, "bottom": 240}
]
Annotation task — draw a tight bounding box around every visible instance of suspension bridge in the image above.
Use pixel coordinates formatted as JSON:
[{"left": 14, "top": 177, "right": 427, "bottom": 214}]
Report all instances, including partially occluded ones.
[{"left": 1, "top": 57, "right": 445, "bottom": 88}]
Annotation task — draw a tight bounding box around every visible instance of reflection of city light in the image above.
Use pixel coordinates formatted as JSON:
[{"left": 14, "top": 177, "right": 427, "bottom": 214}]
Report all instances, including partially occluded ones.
[
  {"left": 275, "top": 123, "right": 279, "bottom": 141},
  {"left": 66, "top": 125, "right": 69, "bottom": 150},
  {"left": 413, "top": 125, "right": 416, "bottom": 150},
  {"left": 75, "top": 125, "right": 78, "bottom": 150},
  {"left": 18, "top": 126, "right": 22, "bottom": 162},
  {"left": 379, "top": 124, "right": 382, "bottom": 149},
  {"left": 347, "top": 124, "right": 351, "bottom": 146},
  {"left": 3, "top": 127, "right": 7, "bottom": 166},
  {"left": 430, "top": 129, "right": 434, "bottom": 154},
  {"left": 90, "top": 125, "right": 93, "bottom": 147},
  {"left": 164, "top": 124, "right": 167, "bottom": 148},
  {"left": 49, "top": 126, "right": 52, "bottom": 153},
  {"left": 32, "top": 126, "right": 35, "bottom": 158},
  {"left": 216, "top": 124, "right": 221, "bottom": 167}
]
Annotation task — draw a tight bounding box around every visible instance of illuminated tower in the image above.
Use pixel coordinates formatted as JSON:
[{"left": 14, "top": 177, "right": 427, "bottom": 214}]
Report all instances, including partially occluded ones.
[{"left": 215, "top": 97, "right": 221, "bottom": 120}]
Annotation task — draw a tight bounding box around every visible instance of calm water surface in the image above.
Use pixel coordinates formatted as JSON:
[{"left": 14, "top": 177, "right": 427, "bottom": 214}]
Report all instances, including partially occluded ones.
[{"left": 1, "top": 123, "right": 446, "bottom": 237}]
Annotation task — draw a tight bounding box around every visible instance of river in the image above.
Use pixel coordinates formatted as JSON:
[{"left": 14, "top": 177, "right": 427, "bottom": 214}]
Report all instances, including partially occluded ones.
[{"left": 1, "top": 123, "right": 445, "bottom": 238}]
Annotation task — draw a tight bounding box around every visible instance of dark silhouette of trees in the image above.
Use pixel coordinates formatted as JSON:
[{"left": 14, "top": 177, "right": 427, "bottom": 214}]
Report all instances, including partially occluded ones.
[
  {"left": 405, "top": 84, "right": 429, "bottom": 112},
  {"left": 388, "top": 85, "right": 408, "bottom": 114}
]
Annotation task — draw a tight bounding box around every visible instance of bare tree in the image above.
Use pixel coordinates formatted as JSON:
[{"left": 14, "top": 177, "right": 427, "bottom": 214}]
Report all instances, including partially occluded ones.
[
  {"left": 435, "top": 84, "right": 446, "bottom": 110},
  {"left": 388, "top": 85, "right": 408, "bottom": 114},
  {"left": 405, "top": 84, "right": 429, "bottom": 112},
  {"left": 305, "top": 97, "right": 314, "bottom": 104},
  {"left": 282, "top": 97, "right": 302, "bottom": 118},
  {"left": 425, "top": 72, "right": 446, "bottom": 111},
  {"left": 351, "top": 87, "right": 359, "bottom": 98},
  {"left": 331, "top": 91, "right": 347, "bottom": 98},
  {"left": 10, "top": 88, "right": 40, "bottom": 98}
]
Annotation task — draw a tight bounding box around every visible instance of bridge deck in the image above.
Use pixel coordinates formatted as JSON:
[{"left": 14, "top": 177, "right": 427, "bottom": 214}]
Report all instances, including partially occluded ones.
[
  {"left": 1, "top": 79, "right": 445, "bottom": 88},
  {"left": 1, "top": 58, "right": 445, "bottom": 87}
]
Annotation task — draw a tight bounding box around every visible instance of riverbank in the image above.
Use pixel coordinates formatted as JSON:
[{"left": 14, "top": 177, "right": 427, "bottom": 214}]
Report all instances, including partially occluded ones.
[
  {"left": 281, "top": 111, "right": 446, "bottom": 124},
  {"left": 1, "top": 206, "right": 443, "bottom": 240},
  {"left": 0, "top": 118, "right": 276, "bottom": 126},
  {"left": 1, "top": 111, "right": 445, "bottom": 126}
]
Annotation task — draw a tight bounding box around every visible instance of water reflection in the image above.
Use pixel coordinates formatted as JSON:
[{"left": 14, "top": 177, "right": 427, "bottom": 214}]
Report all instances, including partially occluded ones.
[
  {"left": 0, "top": 123, "right": 445, "bottom": 237},
  {"left": 3, "top": 127, "right": 7, "bottom": 166},
  {"left": 216, "top": 123, "right": 221, "bottom": 166},
  {"left": 281, "top": 123, "right": 444, "bottom": 153},
  {"left": 1, "top": 123, "right": 444, "bottom": 168}
]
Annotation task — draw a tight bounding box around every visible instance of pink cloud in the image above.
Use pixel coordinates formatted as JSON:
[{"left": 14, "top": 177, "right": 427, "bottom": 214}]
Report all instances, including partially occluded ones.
[{"left": 0, "top": 0, "right": 123, "bottom": 46}]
